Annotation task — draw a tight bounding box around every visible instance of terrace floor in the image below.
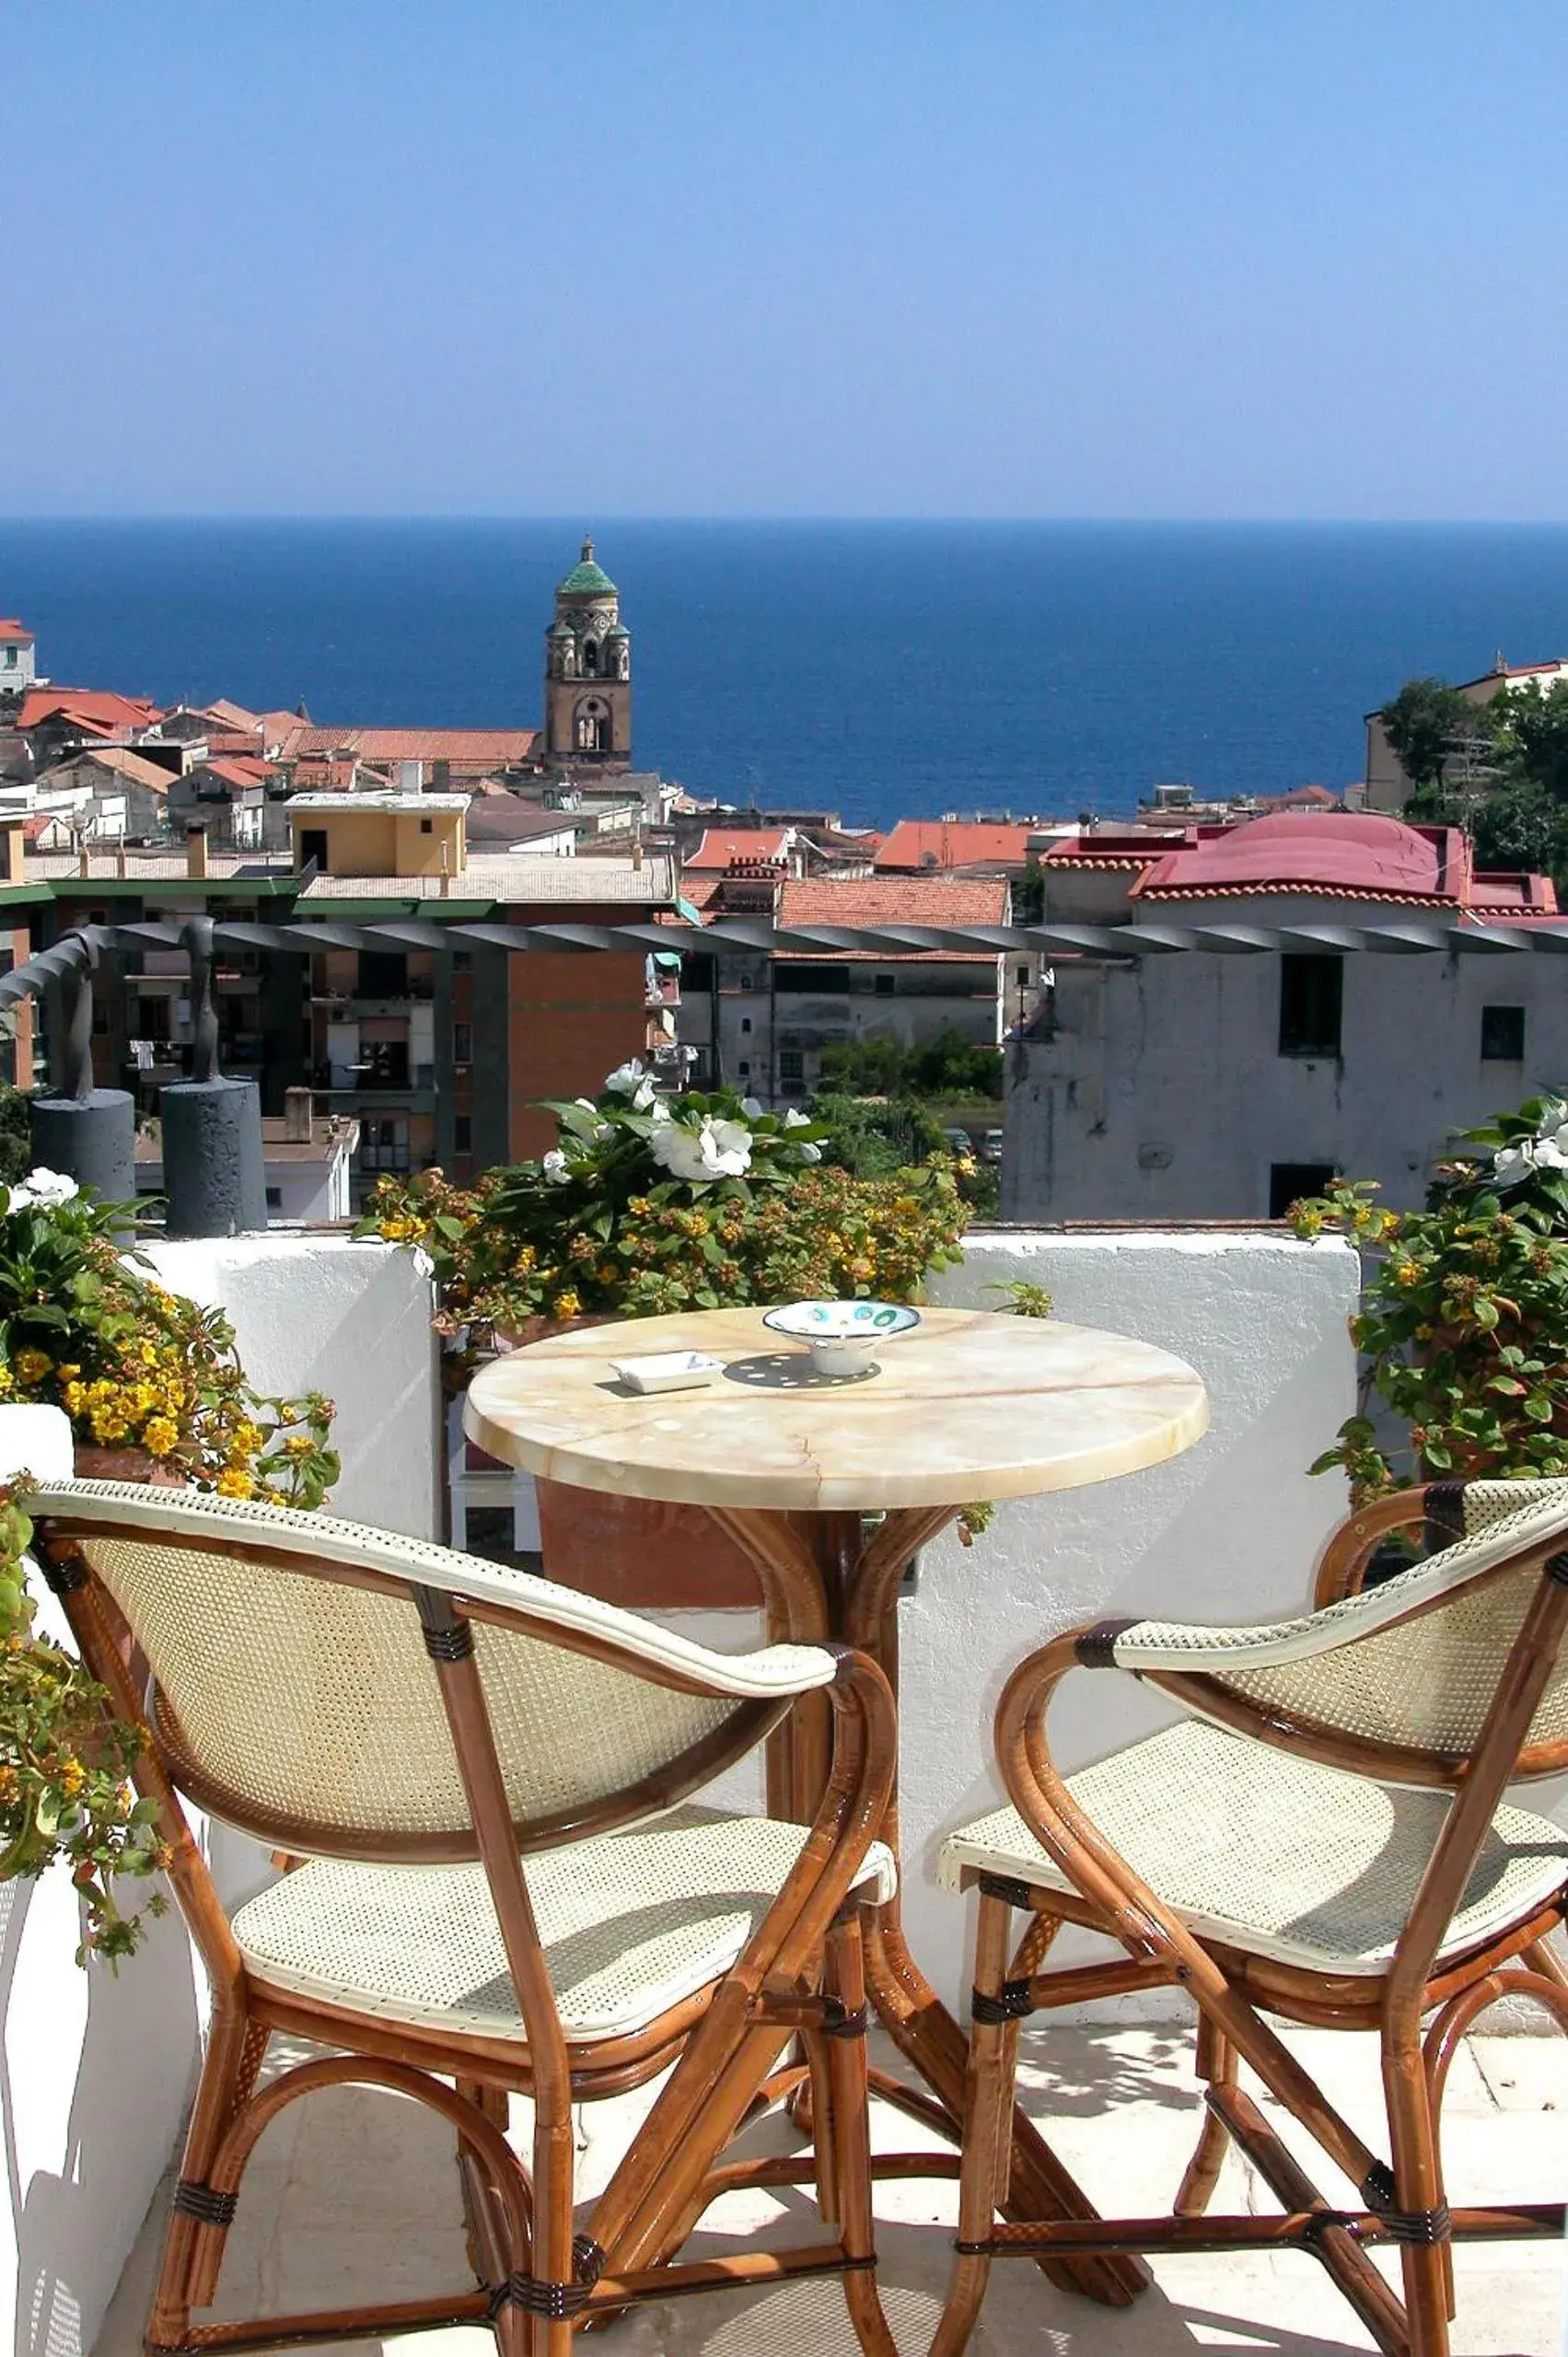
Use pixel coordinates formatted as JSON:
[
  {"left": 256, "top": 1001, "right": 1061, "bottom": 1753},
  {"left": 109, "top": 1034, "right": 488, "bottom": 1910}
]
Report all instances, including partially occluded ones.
[{"left": 98, "top": 2021, "right": 1564, "bottom": 2357}]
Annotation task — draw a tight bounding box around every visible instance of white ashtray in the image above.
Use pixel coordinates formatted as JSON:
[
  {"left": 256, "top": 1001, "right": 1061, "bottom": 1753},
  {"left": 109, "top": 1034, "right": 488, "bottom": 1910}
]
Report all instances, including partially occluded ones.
[
  {"left": 762, "top": 1299, "right": 922, "bottom": 1377},
  {"left": 611, "top": 1351, "right": 722, "bottom": 1396}
]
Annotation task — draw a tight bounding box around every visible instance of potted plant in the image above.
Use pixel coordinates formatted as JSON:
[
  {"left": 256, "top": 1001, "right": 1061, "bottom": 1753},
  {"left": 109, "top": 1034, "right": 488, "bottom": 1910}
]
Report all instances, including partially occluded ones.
[
  {"left": 359, "top": 1067, "right": 970, "bottom": 1602},
  {"left": 1288, "top": 1093, "right": 1568, "bottom": 1493},
  {"left": 0, "top": 1170, "right": 338, "bottom": 1505},
  {"left": 0, "top": 1477, "right": 170, "bottom": 1963}
]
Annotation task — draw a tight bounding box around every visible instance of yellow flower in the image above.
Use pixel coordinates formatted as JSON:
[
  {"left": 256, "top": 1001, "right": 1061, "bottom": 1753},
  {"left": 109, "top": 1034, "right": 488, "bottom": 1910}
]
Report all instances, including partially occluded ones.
[
  {"left": 13, "top": 1348, "right": 52, "bottom": 1383},
  {"left": 137, "top": 1341, "right": 158, "bottom": 1367},
  {"left": 0, "top": 1369, "right": 12, "bottom": 1400},
  {"left": 284, "top": 1433, "right": 314, "bottom": 1457},
  {"left": 57, "top": 1364, "right": 80, "bottom": 1382},
  {"left": 215, "top": 1469, "right": 254, "bottom": 1499},
  {"left": 142, "top": 1416, "right": 179, "bottom": 1457},
  {"left": 551, "top": 1290, "right": 581, "bottom": 1320}
]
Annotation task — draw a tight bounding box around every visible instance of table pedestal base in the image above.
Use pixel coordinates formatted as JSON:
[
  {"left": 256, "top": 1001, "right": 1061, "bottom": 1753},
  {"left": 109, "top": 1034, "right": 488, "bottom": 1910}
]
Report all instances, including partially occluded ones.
[{"left": 709, "top": 1504, "right": 1147, "bottom": 2311}]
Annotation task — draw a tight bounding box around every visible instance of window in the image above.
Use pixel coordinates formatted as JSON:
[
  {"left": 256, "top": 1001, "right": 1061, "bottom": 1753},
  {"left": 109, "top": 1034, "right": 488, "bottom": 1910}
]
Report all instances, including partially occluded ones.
[
  {"left": 3, "top": 649, "right": 16, "bottom": 669},
  {"left": 298, "top": 829, "right": 329, "bottom": 872},
  {"left": 778, "top": 1049, "right": 806, "bottom": 1097},
  {"left": 265, "top": 1186, "right": 283, "bottom": 1212},
  {"left": 1016, "top": 963, "right": 1030, "bottom": 988},
  {"left": 454, "top": 1114, "right": 472, "bottom": 1153},
  {"left": 874, "top": 972, "right": 896, "bottom": 996},
  {"left": 420, "top": 818, "right": 433, "bottom": 835},
  {"left": 738, "top": 1059, "right": 751, "bottom": 1079},
  {"left": 1481, "top": 1004, "right": 1526, "bottom": 1062},
  {"left": 1270, "top": 1162, "right": 1337, "bottom": 1220},
  {"left": 357, "top": 950, "right": 408, "bottom": 998},
  {"left": 776, "top": 964, "right": 851, "bottom": 994},
  {"left": 1278, "top": 955, "right": 1342, "bottom": 1058},
  {"left": 740, "top": 1016, "right": 751, "bottom": 1034},
  {"left": 453, "top": 952, "right": 471, "bottom": 972},
  {"left": 452, "top": 1022, "right": 472, "bottom": 1065}
]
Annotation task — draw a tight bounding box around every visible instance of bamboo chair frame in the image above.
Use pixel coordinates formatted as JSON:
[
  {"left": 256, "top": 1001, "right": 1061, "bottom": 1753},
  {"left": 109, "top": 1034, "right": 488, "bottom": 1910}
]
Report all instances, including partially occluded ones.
[
  {"left": 933, "top": 1480, "right": 1568, "bottom": 2357},
  {"left": 29, "top": 1482, "right": 901, "bottom": 2357}
]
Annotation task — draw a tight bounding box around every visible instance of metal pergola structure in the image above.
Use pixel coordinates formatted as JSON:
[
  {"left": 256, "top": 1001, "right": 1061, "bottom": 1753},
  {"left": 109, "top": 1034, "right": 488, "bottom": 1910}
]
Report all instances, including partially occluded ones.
[{"left": 6, "top": 911, "right": 1568, "bottom": 1011}]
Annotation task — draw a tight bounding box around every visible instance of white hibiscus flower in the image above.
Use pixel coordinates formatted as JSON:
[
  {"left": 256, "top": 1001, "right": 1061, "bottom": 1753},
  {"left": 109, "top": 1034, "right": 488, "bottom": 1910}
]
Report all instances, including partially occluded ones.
[
  {"left": 651, "top": 1115, "right": 753, "bottom": 1183},
  {"left": 7, "top": 1169, "right": 79, "bottom": 1211},
  {"left": 1493, "top": 1143, "right": 1537, "bottom": 1187},
  {"left": 540, "top": 1149, "right": 572, "bottom": 1186}
]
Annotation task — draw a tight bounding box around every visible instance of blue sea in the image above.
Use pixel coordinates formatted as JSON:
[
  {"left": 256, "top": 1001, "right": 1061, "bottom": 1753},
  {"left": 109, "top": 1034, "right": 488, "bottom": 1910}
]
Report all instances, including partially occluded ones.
[{"left": 3, "top": 519, "right": 1567, "bottom": 827}]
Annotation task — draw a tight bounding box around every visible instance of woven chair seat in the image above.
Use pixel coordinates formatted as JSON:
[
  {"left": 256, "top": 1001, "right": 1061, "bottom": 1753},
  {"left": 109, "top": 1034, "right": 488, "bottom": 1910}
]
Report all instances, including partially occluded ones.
[
  {"left": 235, "top": 1804, "right": 897, "bottom": 2043},
  {"left": 938, "top": 1719, "right": 1568, "bottom": 1976}
]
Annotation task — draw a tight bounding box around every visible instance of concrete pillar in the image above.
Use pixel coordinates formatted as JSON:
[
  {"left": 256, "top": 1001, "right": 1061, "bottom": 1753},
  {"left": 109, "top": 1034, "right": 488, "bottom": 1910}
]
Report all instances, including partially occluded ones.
[
  {"left": 158, "top": 1076, "right": 267, "bottom": 1236},
  {"left": 29, "top": 1091, "right": 136, "bottom": 1205},
  {"left": 29, "top": 947, "right": 136, "bottom": 1205}
]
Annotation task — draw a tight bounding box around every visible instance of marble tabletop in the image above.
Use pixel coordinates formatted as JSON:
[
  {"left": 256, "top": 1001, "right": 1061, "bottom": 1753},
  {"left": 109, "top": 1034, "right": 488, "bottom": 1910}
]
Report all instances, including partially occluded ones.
[{"left": 463, "top": 1306, "right": 1209, "bottom": 1514}]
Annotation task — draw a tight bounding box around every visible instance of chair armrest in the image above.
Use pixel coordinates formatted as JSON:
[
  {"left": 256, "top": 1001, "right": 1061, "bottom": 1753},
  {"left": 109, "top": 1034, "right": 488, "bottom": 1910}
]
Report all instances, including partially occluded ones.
[
  {"left": 1311, "top": 1486, "right": 1434, "bottom": 1608},
  {"left": 28, "top": 1479, "right": 842, "bottom": 1704}
]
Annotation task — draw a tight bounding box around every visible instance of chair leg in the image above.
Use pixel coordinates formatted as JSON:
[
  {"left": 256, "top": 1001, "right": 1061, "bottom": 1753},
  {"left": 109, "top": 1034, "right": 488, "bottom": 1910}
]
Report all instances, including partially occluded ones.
[
  {"left": 931, "top": 1888, "right": 1024, "bottom": 2357},
  {"left": 529, "top": 2113, "right": 578, "bottom": 2357},
  {"left": 1383, "top": 2014, "right": 1452, "bottom": 2357},
  {"left": 823, "top": 1910, "right": 898, "bottom": 2356},
  {"left": 147, "top": 2004, "right": 265, "bottom": 2347},
  {"left": 1174, "top": 2014, "right": 1235, "bottom": 2218}
]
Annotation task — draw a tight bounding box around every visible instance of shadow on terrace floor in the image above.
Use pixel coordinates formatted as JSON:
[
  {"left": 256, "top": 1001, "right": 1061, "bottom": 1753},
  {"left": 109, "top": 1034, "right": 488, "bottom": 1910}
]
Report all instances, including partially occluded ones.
[{"left": 96, "top": 2022, "right": 1565, "bottom": 2357}]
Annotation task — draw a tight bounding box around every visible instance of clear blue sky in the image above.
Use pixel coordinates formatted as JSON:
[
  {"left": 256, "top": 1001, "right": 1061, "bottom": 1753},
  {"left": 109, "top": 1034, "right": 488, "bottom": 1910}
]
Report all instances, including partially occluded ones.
[{"left": 6, "top": 3, "right": 1564, "bottom": 519}]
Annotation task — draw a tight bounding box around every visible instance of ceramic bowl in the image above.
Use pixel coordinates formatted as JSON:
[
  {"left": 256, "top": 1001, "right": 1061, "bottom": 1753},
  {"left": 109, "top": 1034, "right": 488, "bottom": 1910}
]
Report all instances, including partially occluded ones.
[{"left": 762, "top": 1298, "right": 922, "bottom": 1376}]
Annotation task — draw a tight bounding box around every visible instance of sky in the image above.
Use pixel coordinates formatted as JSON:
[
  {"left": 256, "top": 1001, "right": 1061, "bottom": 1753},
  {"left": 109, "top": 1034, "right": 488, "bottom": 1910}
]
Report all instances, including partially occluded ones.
[{"left": 6, "top": 2, "right": 1566, "bottom": 520}]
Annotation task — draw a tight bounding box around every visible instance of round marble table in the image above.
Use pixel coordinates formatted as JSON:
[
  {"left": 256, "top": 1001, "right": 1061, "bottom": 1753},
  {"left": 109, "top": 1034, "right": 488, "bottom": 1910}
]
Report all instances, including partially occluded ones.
[{"left": 466, "top": 1304, "right": 1209, "bottom": 2307}]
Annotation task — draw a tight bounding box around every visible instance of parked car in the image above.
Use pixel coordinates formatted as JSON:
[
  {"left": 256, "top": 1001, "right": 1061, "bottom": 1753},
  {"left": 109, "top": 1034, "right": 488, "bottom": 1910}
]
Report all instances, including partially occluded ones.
[
  {"left": 981, "top": 1128, "right": 1005, "bottom": 1161},
  {"left": 941, "top": 1126, "right": 971, "bottom": 1155}
]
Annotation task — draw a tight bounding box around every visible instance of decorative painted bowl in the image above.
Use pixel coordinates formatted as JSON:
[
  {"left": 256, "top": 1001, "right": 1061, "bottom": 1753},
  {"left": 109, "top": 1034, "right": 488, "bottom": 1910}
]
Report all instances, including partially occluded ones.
[{"left": 762, "top": 1298, "right": 922, "bottom": 1376}]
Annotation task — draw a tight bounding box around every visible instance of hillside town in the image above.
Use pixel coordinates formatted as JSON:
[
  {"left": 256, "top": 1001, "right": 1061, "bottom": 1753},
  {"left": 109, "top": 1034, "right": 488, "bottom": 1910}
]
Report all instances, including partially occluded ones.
[{"left": 3, "top": 542, "right": 1566, "bottom": 1221}]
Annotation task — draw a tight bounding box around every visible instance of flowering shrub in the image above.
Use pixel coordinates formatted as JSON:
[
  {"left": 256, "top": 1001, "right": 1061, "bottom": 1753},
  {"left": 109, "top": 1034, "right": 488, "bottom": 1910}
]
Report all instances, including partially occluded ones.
[
  {"left": 0, "top": 1481, "right": 169, "bottom": 1964},
  {"left": 358, "top": 1066, "right": 968, "bottom": 1342},
  {"left": 1288, "top": 1094, "right": 1568, "bottom": 1492},
  {"left": 0, "top": 1174, "right": 337, "bottom": 1505}
]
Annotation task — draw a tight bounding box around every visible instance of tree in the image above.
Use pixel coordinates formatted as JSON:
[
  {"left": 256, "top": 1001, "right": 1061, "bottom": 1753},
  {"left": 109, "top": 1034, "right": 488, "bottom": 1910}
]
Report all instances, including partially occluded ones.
[
  {"left": 0, "top": 1086, "right": 30, "bottom": 1188},
  {"left": 1493, "top": 678, "right": 1568, "bottom": 802},
  {"left": 1378, "top": 677, "right": 1489, "bottom": 795},
  {"left": 1470, "top": 782, "right": 1568, "bottom": 883}
]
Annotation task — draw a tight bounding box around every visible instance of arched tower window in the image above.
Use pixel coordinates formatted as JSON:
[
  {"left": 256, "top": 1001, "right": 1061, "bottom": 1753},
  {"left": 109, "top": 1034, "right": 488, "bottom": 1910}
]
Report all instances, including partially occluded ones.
[
  {"left": 574, "top": 696, "right": 610, "bottom": 752},
  {"left": 582, "top": 640, "right": 599, "bottom": 677}
]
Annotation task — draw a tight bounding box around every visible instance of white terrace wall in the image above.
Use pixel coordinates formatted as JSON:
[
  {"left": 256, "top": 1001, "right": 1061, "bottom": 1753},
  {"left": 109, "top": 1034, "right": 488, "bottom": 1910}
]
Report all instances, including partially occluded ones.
[
  {"left": 911, "top": 1228, "right": 1360, "bottom": 2006},
  {"left": 668, "top": 1228, "right": 1365, "bottom": 2012},
  {"left": 0, "top": 1241, "right": 440, "bottom": 2357}
]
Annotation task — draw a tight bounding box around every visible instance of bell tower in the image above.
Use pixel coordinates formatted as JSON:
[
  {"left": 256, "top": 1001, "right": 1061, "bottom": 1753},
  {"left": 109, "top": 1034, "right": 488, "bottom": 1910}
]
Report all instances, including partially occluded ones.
[{"left": 543, "top": 537, "right": 632, "bottom": 771}]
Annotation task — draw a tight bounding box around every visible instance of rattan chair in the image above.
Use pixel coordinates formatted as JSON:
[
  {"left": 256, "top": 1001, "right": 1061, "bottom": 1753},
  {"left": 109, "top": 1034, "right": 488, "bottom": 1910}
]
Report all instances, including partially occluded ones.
[
  {"left": 932, "top": 1476, "right": 1568, "bottom": 2357},
  {"left": 29, "top": 1480, "right": 900, "bottom": 2357}
]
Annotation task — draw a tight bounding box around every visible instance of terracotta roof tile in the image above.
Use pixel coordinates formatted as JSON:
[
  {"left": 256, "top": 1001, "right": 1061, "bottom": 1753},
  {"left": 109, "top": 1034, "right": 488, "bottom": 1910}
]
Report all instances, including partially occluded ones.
[
  {"left": 685, "top": 827, "right": 789, "bottom": 869},
  {"left": 875, "top": 819, "right": 1035, "bottom": 872}
]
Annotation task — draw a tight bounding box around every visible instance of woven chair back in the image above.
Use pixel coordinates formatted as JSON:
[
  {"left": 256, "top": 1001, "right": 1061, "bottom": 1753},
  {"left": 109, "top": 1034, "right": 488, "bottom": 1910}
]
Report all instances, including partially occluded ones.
[
  {"left": 1208, "top": 1478, "right": 1568, "bottom": 1778},
  {"left": 73, "top": 1523, "right": 743, "bottom": 1858}
]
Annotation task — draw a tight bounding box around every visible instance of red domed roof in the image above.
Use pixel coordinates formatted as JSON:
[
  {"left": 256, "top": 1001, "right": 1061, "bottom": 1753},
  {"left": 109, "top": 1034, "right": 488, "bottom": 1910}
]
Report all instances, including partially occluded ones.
[{"left": 1135, "top": 812, "right": 1458, "bottom": 900}]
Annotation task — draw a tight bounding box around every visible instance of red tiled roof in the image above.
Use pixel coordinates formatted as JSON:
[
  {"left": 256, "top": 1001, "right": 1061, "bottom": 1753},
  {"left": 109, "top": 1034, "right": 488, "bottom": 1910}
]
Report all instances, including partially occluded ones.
[
  {"left": 16, "top": 687, "right": 164, "bottom": 736},
  {"left": 199, "top": 756, "right": 273, "bottom": 790},
  {"left": 1132, "top": 811, "right": 1556, "bottom": 911},
  {"left": 275, "top": 724, "right": 540, "bottom": 770},
  {"left": 685, "top": 827, "right": 788, "bottom": 869},
  {"left": 0, "top": 621, "right": 34, "bottom": 646},
  {"left": 772, "top": 875, "right": 1008, "bottom": 957},
  {"left": 875, "top": 819, "right": 1034, "bottom": 872}
]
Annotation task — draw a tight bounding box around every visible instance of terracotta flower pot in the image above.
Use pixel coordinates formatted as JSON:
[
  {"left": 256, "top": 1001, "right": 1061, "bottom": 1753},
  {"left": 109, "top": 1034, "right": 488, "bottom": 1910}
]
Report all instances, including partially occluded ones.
[
  {"left": 487, "top": 1318, "right": 761, "bottom": 1609},
  {"left": 73, "top": 1445, "right": 186, "bottom": 1488}
]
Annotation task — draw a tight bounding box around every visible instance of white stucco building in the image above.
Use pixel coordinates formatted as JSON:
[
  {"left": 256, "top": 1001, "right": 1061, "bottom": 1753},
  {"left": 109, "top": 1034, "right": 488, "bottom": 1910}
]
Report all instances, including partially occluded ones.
[
  {"left": 1003, "top": 810, "right": 1568, "bottom": 1220},
  {"left": 681, "top": 866, "right": 1016, "bottom": 1099},
  {"left": 0, "top": 621, "right": 37, "bottom": 700}
]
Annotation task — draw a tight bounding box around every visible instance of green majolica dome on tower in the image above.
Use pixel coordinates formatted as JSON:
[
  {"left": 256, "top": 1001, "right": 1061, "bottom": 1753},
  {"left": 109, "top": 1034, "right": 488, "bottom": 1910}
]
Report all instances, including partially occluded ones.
[{"left": 556, "top": 537, "right": 617, "bottom": 599}]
